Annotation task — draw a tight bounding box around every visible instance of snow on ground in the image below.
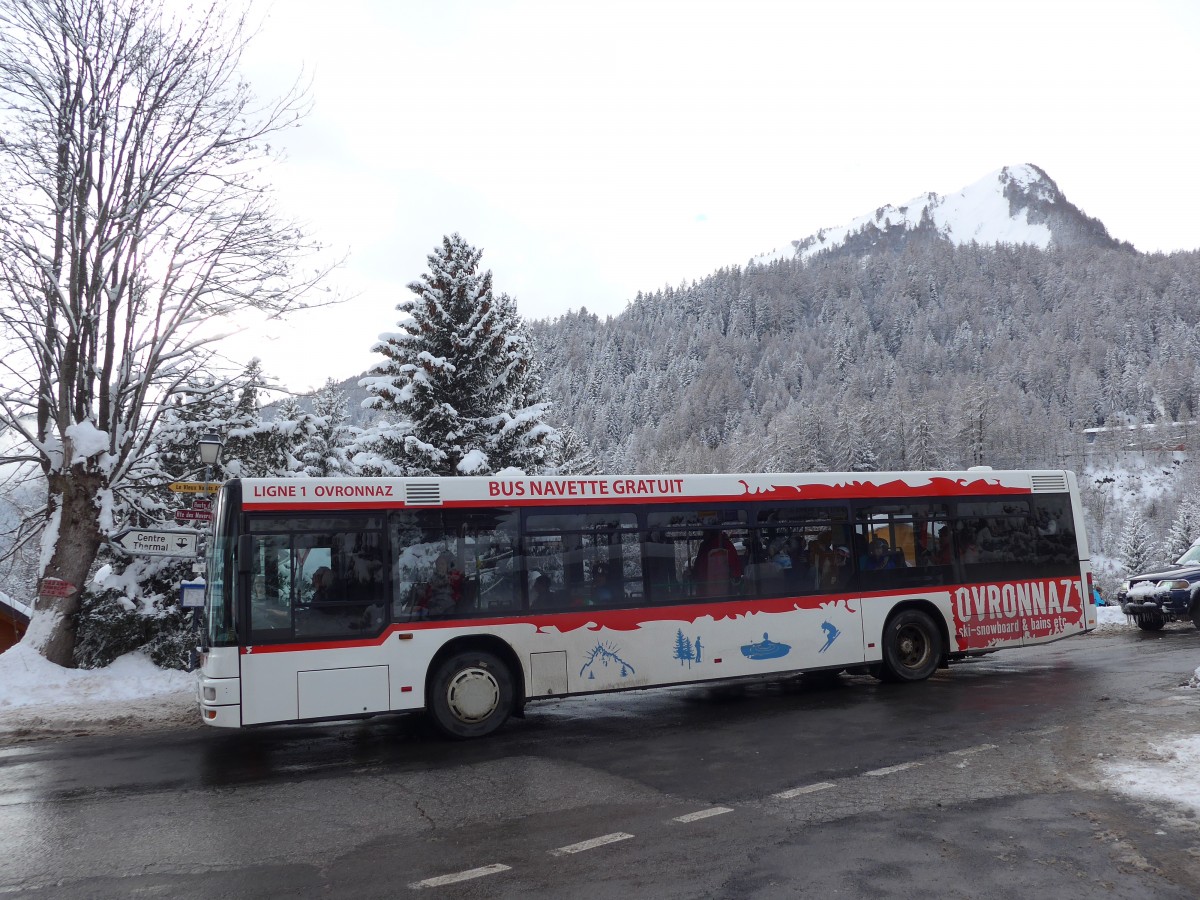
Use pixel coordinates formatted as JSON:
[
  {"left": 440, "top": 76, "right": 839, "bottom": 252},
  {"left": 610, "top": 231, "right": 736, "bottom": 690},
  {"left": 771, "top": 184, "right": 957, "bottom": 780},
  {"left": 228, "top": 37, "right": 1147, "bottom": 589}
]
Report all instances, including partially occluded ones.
[
  {"left": 1091, "top": 606, "right": 1200, "bottom": 816},
  {"left": 1, "top": 606, "right": 1198, "bottom": 819},
  {"left": 0, "top": 643, "right": 197, "bottom": 741}
]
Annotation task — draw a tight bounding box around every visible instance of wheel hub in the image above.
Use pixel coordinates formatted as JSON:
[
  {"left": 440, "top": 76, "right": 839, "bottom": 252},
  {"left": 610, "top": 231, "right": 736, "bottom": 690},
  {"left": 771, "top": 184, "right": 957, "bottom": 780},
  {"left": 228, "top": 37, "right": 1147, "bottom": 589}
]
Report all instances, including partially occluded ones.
[
  {"left": 897, "top": 628, "right": 928, "bottom": 666},
  {"left": 446, "top": 667, "right": 501, "bottom": 723}
]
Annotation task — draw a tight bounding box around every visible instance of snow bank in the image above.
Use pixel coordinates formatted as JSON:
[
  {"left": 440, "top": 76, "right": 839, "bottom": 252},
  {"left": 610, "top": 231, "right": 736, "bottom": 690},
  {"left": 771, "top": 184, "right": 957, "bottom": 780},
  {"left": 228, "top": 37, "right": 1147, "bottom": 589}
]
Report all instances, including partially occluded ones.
[
  {"left": 0, "top": 644, "right": 193, "bottom": 709},
  {"left": 0, "top": 644, "right": 196, "bottom": 739}
]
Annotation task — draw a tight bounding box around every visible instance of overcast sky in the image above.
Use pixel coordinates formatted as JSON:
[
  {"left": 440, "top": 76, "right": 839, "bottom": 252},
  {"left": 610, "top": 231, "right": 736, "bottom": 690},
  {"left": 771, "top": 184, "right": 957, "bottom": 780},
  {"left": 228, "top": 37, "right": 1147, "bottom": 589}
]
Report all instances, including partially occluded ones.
[{"left": 225, "top": 0, "right": 1200, "bottom": 392}]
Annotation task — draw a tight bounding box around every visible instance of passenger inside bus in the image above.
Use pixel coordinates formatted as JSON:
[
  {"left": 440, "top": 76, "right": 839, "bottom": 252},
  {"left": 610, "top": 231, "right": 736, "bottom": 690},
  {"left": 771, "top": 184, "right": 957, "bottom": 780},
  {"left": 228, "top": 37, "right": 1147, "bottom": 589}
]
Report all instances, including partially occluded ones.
[
  {"left": 421, "top": 551, "right": 463, "bottom": 616},
  {"left": 862, "top": 538, "right": 897, "bottom": 571},
  {"left": 530, "top": 574, "right": 553, "bottom": 608},
  {"left": 694, "top": 530, "right": 742, "bottom": 597},
  {"left": 310, "top": 567, "right": 334, "bottom": 608},
  {"left": 825, "top": 545, "right": 852, "bottom": 589},
  {"left": 590, "top": 564, "right": 615, "bottom": 605}
]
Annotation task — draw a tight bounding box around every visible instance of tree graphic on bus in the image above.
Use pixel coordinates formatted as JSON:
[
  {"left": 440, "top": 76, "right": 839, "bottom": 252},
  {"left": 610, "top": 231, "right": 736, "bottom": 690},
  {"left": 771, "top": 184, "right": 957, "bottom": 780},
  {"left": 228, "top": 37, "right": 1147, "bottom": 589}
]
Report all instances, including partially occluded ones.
[{"left": 673, "top": 629, "right": 704, "bottom": 667}]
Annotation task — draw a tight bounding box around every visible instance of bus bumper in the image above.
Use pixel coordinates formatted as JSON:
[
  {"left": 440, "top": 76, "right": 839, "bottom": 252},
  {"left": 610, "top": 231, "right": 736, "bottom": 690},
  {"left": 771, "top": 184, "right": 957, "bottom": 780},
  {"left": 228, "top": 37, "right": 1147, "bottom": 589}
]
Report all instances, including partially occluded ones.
[{"left": 196, "top": 674, "right": 241, "bottom": 727}]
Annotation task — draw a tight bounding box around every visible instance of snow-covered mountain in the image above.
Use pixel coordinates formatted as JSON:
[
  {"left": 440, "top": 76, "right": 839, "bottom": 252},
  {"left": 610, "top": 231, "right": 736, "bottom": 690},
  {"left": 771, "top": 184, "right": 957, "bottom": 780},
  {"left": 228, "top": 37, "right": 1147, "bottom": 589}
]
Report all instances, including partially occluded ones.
[{"left": 755, "top": 164, "right": 1128, "bottom": 264}]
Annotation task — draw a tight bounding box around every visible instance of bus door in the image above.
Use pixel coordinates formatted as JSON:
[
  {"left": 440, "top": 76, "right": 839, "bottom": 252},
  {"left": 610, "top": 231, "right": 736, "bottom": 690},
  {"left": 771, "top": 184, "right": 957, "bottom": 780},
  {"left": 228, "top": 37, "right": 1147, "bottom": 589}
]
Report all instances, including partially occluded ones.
[{"left": 239, "top": 515, "right": 389, "bottom": 725}]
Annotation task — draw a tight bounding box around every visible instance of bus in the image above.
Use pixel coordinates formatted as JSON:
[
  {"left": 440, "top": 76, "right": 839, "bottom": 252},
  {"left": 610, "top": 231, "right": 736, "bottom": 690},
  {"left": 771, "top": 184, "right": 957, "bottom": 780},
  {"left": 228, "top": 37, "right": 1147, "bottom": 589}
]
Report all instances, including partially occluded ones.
[{"left": 195, "top": 469, "right": 1096, "bottom": 738}]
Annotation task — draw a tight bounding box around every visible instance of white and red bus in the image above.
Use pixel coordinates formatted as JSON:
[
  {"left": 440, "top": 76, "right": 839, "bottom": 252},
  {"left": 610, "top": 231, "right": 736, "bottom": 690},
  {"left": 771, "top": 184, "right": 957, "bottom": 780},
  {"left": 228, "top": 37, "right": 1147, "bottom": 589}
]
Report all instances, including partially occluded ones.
[{"left": 196, "top": 469, "right": 1096, "bottom": 737}]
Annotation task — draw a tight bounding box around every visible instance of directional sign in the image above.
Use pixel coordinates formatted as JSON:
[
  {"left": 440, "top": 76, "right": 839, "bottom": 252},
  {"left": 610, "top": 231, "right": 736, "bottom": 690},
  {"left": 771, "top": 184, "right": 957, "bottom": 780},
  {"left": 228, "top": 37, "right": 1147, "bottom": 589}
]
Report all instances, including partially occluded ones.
[
  {"left": 168, "top": 482, "right": 223, "bottom": 494},
  {"left": 174, "top": 508, "right": 213, "bottom": 523},
  {"left": 190, "top": 498, "right": 213, "bottom": 511},
  {"left": 38, "top": 577, "right": 78, "bottom": 599},
  {"left": 114, "top": 529, "right": 198, "bottom": 557}
]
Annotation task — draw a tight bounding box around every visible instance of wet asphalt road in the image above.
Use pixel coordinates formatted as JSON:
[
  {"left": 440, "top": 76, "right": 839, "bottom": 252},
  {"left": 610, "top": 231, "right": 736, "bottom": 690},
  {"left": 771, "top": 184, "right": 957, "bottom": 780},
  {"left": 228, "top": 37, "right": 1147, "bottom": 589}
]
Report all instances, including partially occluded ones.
[{"left": 3, "top": 626, "right": 1200, "bottom": 899}]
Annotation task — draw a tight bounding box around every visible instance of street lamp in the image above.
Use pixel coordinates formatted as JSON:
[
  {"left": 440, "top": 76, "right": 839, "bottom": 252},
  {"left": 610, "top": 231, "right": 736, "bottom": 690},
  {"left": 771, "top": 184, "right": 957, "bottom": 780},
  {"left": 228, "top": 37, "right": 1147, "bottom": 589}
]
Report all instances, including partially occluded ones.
[
  {"left": 198, "top": 432, "right": 223, "bottom": 467},
  {"left": 197, "top": 432, "right": 223, "bottom": 498}
]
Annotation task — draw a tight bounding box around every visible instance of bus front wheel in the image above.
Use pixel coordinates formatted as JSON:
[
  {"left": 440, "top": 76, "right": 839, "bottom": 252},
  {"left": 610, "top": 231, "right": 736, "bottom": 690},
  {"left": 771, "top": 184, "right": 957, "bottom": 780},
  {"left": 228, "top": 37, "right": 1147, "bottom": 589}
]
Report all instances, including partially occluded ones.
[
  {"left": 879, "top": 609, "right": 942, "bottom": 683},
  {"left": 428, "top": 650, "right": 515, "bottom": 739}
]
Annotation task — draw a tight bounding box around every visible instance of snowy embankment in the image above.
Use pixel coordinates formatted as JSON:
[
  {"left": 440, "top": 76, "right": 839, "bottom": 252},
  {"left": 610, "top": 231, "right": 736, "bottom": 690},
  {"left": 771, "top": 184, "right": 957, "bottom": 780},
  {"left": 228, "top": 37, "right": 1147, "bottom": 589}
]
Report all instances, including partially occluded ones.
[
  {"left": 1, "top": 607, "right": 1199, "bottom": 819},
  {"left": 0, "top": 643, "right": 197, "bottom": 740}
]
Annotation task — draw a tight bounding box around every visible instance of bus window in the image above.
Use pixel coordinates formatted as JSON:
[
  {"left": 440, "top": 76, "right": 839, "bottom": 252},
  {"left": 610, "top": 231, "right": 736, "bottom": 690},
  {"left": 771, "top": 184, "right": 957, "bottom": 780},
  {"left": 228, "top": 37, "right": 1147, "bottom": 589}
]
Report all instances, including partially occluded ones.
[
  {"left": 1031, "top": 495, "right": 1078, "bottom": 571},
  {"left": 248, "top": 534, "right": 292, "bottom": 640},
  {"left": 852, "top": 502, "right": 952, "bottom": 591},
  {"left": 954, "top": 499, "right": 1036, "bottom": 582},
  {"left": 524, "top": 510, "right": 641, "bottom": 608},
  {"left": 391, "top": 509, "right": 520, "bottom": 620},
  {"left": 645, "top": 508, "right": 748, "bottom": 600},
  {"left": 456, "top": 510, "right": 520, "bottom": 614},
  {"left": 242, "top": 516, "right": 387, "bottom": 642},
  {"left": 204, "top": 529, "right": 237, "bottom": 647},
  {"left": 750, "top": 506, "right": 851, "bottom": 595}
]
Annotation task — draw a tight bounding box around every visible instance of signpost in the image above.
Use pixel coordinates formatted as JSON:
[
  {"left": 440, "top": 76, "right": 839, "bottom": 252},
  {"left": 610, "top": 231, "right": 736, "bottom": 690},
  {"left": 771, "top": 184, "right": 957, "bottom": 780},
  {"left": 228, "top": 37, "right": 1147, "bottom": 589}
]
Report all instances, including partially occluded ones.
[
  {"left": 168, "top": 482, "right": 223, "bottom": 494},
  {"left": 174, "top": 508, "right": 212, "bottom": 524},
  {"left": 113, "top": 529, "right": 199, "bottom": 557}
]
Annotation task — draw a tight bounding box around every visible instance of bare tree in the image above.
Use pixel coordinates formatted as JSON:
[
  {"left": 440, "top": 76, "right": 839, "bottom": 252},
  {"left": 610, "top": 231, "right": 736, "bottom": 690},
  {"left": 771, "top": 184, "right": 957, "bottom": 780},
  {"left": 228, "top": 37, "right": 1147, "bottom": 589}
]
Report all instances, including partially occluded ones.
[{"left": 0, "top": 0, "right": 328, "bottom": 665}]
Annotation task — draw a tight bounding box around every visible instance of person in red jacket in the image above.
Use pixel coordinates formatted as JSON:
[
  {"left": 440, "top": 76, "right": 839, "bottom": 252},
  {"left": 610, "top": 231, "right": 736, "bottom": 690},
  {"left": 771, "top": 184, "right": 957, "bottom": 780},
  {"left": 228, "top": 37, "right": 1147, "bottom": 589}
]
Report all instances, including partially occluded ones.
[{"left": 694, "top": 531, "right": 743, "bottom": 597}]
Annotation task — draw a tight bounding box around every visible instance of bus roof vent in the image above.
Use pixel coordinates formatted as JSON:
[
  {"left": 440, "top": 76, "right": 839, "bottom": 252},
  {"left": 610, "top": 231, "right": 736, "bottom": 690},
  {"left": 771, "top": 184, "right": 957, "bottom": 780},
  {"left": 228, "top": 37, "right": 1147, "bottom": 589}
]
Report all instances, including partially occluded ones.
[
  {"left": 405, "top": 482, "right": 442, "bottom": 506},
  {"left": 1030, "top": 473, "right": 1068, "bottom": 493}
]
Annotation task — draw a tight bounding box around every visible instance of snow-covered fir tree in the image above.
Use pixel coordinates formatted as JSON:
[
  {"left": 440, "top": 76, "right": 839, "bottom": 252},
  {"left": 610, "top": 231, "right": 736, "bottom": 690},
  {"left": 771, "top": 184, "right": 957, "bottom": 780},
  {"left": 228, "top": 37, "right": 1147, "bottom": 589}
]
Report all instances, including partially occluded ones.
[
  {"left": 1116, "top": 510, "right": 1158, "bottom": 575},
  {"left": 544, "top": 425, "right": 600, "bottom": 475},
  {"left": 222, "top": 362, "right": 311, "bottom": 478},
  {"left": 357, "top": 234, "right": 555, "bottom": 476},
  {"left": 1161, "top": 495, "right": 1200, "bottom": 561},
  {"left": 298, "top": 379, "right": 356, "bottom": 477}
]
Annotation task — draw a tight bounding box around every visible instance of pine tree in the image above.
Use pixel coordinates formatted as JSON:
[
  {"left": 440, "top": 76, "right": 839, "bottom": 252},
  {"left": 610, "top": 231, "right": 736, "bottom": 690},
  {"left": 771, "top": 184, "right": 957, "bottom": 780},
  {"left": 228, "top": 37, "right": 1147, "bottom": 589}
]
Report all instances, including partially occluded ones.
[
  {"left": 222, "top": 361, "right": 310, "bottom": 478},
  {"left": 359, "top": 234, "right": 554, "bottom": 476},
  {"left": 1116, "top": 511, "right": 1158, "bottom": 575},
  {"left": 1162, "top": 496, "right": 1200, "bottom": 561},
  {"left": 299, "top": 379, "right": 355, "bottom": 477},
  {"left": 544, "top": 426, "right": 601, "bottom": 475}
]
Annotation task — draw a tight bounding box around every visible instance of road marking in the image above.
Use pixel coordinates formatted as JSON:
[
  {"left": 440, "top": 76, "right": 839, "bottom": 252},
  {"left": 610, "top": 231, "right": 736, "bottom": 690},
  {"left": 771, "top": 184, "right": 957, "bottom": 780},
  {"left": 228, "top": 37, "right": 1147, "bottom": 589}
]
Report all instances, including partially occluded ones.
[
  {"left": 773, "top": 781, "right": 836, "bottom": 799},
  {"left": 864, "top": 762, "right": 922, "bottom": 777},
  {"left": 549, "top": 832, "right": 635, "bottom": 856},
  {"left": 949, "top": 743, "right": 997, "bottom": 756},
  {"left": 409, "top": 863, "right": 511, "bottom": 889},
  {"left": 673, "top": 806, "right": 733, "bottom": 823}
]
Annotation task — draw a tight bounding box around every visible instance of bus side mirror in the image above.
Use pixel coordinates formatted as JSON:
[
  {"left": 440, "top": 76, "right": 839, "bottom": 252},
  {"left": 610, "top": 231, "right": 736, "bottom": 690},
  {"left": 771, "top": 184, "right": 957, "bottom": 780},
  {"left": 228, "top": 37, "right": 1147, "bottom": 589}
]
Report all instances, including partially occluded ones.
[{"left": 237, "top": 534, "right": 254, "bottom": 574}]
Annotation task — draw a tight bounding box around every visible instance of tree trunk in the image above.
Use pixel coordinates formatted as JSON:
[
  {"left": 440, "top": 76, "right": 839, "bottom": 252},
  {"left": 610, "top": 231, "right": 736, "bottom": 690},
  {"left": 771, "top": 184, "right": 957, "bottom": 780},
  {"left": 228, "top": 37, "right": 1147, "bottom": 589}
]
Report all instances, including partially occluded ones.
[{"left": 31, "top": 471, "right": 104, "bottom": 668}]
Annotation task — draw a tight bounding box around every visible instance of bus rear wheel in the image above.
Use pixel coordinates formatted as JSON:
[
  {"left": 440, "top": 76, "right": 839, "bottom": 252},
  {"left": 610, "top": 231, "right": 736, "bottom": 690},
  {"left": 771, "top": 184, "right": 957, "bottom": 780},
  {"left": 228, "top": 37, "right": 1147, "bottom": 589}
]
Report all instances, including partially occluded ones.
[
  {"left": 879, "top": 609, "right": 942, "bottom": 683},
  {"left": 428, "top": 650, "right": 514, "bottom": 739}
]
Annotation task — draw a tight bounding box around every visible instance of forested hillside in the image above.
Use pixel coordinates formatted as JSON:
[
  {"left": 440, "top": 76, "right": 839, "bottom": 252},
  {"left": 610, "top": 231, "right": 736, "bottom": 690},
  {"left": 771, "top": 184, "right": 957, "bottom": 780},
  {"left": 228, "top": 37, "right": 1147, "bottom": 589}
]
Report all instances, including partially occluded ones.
[
  {"left": 533, "top": 242, "right": 1199, "bottom": 472},
  {"left": 529, "top": 241, "right": 1200, "bottom": 569}
]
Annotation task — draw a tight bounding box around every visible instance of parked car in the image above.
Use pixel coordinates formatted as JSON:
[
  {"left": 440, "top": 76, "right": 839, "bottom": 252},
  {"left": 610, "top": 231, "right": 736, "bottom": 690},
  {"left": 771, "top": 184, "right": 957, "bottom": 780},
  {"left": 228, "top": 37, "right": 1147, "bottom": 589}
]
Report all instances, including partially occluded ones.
[{"left": 1117, "top": 539, "right": 1200, "bottom": 630}]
